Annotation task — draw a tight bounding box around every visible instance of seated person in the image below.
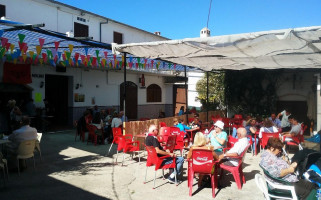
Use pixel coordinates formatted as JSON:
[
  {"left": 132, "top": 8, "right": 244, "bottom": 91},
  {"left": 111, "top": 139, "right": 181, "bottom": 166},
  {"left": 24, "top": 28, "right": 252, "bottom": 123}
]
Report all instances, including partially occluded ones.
[
  {"left": 259, "top": 118, "right": 279, "bottom": 138},
  {"left": 111, "top": 112, "right": 122, "bottom": 128},
  {"left": 145, "top": 125, "right": 184, "bottom": 183},
  {"left": 173, "top": 118, "right": 190, "bottom": 133},
  {"left": 190, "top": 117, "right": 202, "bottom": 128},
  {"left": 269, "top": 113, "right": 281, "bottom": 128},
  {"left": 187, "top": 132, "right": 219, "bottom": 187},
  {"left": 280, "top": 116, "right": 301, "bottom": 142},
  {"left": 245, "top": 118, "right": 259, "bottom": 153},
  {"left": 218, "top": 127, "right": 249, "bottom": 166},
  {"left": 207, "top": 120, "right": 227, "bottom": 154},
  {"left": 6, "top": 116, "right": 38, "bottom": 169},
  {"left": 92, "top": 112, "right": 103, "bottom": 129},
  {"left": 260, "top": 137, "right": 316, "bottom": 199},
  {"left": 178, "top": 106, "right": 185, "bottom": 116}
]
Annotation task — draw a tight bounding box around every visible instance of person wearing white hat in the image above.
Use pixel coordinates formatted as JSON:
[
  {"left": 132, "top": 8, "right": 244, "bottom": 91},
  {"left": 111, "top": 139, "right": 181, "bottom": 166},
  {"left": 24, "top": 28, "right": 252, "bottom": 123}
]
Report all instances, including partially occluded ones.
[{"left": 207, "top": 120, "right": 227, "bottom": 154}]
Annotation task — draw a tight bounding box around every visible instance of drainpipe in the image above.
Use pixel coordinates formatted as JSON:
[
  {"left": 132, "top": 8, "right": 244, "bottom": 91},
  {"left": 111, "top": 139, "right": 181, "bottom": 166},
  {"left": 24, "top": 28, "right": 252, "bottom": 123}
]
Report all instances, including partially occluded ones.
[{"left": 99, "top": 20, "right": 108, "bottom": 42}]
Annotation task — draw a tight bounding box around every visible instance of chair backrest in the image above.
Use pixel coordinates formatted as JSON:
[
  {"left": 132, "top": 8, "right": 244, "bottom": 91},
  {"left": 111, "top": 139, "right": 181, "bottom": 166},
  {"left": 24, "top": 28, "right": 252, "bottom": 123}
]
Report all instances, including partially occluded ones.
[
  {"left": 221, "top": 118, "right": 231, "bottom": 128},
  {"left": 117, "top": 136, "right": 126, "bottom": 151},
  {"left": 165, "top": 135, "right": 177, "bottom": 152},
  {"left": 227, "top": 135, "right": 238, "bottom": 148},
  {"left": 112, "top": 127, "right": 123, "bottom": 144},
  {"left": 261, "top": 132, "right": 279, "bottom": 149},
  {"left": 159, "top": 127, "right": 171, "bottom": 136},
  {"left": 159, "top": 122, "right": 167, "bottom": 127},
  {"left": 239, "top": 144, "right": 251, "bottom": 165},
  {"left": 191, "top": 149, "right": 215, "bottom": 174},
  {"left": 170, "top": 127, "right": 180, "bottom": 135},
  {"left": 17, "top": 139, "right": 36, "bottom": 157},
  {"left": 145, "top": 145, "right": 158, "bottom": 166}
]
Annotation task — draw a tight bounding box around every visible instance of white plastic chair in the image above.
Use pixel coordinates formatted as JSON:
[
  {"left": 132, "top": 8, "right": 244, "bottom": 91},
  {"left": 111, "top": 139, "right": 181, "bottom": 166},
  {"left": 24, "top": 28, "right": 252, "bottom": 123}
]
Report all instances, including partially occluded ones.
[
  {"left": 17, "top": 140, "right": 36, "bottom": 176},
  {"left": 256, "top": 165, "right": 298, "bottom": 200}
]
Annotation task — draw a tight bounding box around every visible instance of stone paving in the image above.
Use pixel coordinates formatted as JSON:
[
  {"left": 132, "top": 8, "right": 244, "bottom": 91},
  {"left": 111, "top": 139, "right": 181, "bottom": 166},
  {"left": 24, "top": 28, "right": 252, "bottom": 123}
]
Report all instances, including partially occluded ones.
[{"left": 0, "top": 130, "right": 319, "bottom": 200}]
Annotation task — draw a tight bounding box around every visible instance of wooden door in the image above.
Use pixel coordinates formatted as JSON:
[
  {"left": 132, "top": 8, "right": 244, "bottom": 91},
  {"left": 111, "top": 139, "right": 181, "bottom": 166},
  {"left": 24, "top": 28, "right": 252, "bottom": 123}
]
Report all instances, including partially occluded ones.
[
  {"left": 173, "top": 85, "right": 187, "bottom": 115},
  {"left": 120, "top": 81, "right": 137, "bottom": 120}
]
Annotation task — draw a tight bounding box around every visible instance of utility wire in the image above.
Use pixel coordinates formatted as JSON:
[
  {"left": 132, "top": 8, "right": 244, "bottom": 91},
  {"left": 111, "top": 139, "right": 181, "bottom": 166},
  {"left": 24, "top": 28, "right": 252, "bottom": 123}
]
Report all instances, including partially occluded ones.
[{"left": 207, "top": 0, "right": 213, "bottom": 28}]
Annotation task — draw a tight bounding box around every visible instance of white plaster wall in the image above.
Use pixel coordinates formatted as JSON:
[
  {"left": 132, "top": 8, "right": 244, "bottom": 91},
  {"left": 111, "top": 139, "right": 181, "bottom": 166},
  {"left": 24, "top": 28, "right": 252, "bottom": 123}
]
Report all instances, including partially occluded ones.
[
  {"left": 0, "top": 0, "right": 167, "bottom": 43},
  {"left": 276, "top": 71, "right": 316, "bottom": 101},
  {"left": 27, "top": 65, "right": 173, "bottom": 109}
]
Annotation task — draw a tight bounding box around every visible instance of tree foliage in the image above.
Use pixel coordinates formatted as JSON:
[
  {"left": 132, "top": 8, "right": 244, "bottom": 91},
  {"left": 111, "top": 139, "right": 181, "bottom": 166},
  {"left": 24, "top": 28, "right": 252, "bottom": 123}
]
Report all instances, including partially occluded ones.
[
  {"left": 195, "top": 69, "right": 280, "bottom": 117},
  {"left": 196, "top": 72, "right": 225, "bottom": 110}
]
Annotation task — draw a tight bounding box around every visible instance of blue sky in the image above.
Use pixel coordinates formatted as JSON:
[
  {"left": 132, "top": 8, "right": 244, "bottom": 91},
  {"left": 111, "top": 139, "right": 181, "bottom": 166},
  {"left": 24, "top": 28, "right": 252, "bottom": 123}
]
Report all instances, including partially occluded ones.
[{"left": 58, "top": 0, "right": 321, "bottom": 39}]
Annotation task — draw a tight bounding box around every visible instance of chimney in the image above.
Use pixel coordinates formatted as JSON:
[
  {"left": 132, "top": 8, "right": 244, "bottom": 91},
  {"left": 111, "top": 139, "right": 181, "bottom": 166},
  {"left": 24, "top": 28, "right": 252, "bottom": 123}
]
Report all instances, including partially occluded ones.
[
  {"left": 200, "top": 27, "right": 210, "bottom": 38},
  {"left": 154, "top": 31, "right": 161, "bottom": 36}
]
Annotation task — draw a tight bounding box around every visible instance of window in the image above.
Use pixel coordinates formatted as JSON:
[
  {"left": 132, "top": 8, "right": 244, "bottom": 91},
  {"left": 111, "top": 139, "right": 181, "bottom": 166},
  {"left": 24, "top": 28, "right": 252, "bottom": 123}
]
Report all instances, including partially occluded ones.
[
  {"left": 0, "top": 5, "right": 5, "bottom": 18},
  {"left": 147, "top": 84, "right": 161, "bottom": 102},
  {"left": 113, "top": 31, "right": 123, "bottom": 44},
  {"left": 74, "top": 22, "right": 88, "bottom": 37}
]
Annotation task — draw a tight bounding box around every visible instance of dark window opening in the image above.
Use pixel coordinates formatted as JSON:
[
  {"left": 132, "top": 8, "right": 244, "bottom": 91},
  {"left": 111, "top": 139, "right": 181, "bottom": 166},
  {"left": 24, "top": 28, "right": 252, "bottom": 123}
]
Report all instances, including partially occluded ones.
[
  {"left": 147, "top": 84, "right": 161, "bottom": 102},
  {"left": 74, "top": 22, "right": 88, "bottom": 37},
  {"left": 0, "top": 5, "right": 5, "bottom": 18},
  {"left": 113, "top": 31, "right": 123, "bottom": 44}
]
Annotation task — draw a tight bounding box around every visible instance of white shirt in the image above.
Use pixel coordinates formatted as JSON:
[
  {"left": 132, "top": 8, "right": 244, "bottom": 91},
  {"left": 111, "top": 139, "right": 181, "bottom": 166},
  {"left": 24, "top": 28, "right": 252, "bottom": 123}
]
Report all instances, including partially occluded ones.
[
  {"left": 259, "top": 126, "right": 278, "bottom": 138},
  {"left": 8, "top": 125, "right": 38, "bottom": 150},
  {"left": 111, "top": 117, "right": 122, "bottom": 128},
  {"left": 280, "top": 110, "right": 290, "bottom": 128},
  {"left": 226, "top": 137, "right": 249, "bottom": 166},
  {"left": 9, "top": 125, "right": 38, "bottom": 142}
]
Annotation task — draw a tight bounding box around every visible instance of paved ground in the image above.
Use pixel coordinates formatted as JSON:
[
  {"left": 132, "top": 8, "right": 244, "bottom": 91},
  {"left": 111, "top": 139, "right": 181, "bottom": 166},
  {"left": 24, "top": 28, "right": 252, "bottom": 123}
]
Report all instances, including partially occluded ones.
[{"left": 0, "top": 130, "right": 319, "bottom": 200}]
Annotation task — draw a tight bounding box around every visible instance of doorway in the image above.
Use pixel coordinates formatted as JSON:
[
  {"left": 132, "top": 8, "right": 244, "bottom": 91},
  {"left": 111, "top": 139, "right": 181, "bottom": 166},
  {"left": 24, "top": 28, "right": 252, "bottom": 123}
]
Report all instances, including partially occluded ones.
[
  {"left": 120, "top": 81, "right": 137, "bottom": 120},
  {"left": 173, "top": 84, "right": 187, "bottom": 115},
  {"left": 45, "top": 75, "right": 69, "bottom": 125},
  {"left": 276, "top": 101, "right": 308, "bottom": 123}
]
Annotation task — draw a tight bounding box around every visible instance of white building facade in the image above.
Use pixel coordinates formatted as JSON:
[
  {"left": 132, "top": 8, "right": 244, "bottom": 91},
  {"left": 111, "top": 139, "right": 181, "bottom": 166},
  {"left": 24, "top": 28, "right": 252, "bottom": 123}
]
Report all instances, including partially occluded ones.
[{"left": 0, "top": 0, "right": 182, "bottom": 128}]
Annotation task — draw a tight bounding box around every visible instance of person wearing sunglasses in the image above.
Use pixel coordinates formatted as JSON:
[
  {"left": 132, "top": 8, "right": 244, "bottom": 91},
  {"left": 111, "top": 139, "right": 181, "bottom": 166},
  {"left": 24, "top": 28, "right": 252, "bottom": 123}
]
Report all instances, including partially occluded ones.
[{"left": 207, "top": 120, "right": 227, "bottom": 154}]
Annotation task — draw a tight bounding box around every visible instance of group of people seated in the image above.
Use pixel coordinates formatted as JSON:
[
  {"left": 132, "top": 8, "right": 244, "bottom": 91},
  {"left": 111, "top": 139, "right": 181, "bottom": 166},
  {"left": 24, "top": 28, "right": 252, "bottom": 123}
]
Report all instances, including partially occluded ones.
[
  {"left": 76, "top": 106, "right": 128, "bottom": 144},
  {"left": 145, "top": 123, "right": 249, "bottom": 184},
  {"left": 145, "top": 110, "right": 319, "bottom": 199}
]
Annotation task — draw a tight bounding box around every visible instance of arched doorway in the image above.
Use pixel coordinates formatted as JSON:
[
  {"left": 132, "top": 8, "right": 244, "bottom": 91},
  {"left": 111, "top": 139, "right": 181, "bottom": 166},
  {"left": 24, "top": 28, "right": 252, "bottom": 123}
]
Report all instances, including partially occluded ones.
[{"left": 120, "top": 81, "right": 137, "bottom": 120}]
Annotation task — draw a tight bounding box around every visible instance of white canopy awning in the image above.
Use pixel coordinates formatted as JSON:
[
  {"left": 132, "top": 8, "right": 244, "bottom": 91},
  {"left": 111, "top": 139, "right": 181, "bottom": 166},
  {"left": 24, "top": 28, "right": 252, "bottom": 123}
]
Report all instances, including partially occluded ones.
[{"left": 113, "top": 26, "right": 321, "bottom": 71}]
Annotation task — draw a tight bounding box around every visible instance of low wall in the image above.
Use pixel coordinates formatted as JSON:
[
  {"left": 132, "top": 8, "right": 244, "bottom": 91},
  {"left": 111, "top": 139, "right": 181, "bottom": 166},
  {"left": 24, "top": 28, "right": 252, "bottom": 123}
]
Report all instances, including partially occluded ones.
[{"left": 124, "top": 110, "right": 224, "bottom": 136}]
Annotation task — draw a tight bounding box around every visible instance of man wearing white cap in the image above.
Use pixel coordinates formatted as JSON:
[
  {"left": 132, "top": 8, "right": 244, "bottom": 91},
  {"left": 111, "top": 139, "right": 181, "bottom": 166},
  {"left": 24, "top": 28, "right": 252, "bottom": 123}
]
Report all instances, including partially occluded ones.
[{"left": 207, "top": 120, "right": 227, "bottom": 155}]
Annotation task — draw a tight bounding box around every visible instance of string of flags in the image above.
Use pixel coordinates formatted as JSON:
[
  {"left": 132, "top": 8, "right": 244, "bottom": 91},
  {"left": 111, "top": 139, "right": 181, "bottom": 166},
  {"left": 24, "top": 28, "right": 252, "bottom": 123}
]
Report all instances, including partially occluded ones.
[{"left": 0, "top": 31, "right": 179, "bottom": 71}]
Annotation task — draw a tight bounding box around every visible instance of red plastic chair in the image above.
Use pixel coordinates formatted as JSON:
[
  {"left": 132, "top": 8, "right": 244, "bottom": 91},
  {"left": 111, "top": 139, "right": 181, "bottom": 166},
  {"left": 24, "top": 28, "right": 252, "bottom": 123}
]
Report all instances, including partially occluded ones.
[
  {"left": 144, "top": 145, "right": 177, "bottom": 189},
  {"left": 86, "top": 124, "right": 103, "bottom": 146},
  {"left": 261, "top": 132, "right": 279, "bottom": 149},
  {"left": 188, "top": 149, "right": 218, "bottom": 198},
  {"left": 174, "top": 131, "right": 185, "bottom": 156},
  {"left": 159, "top": 122, "right": 167, "bottom": 127},
  {"left": 284, "top": 124, "right": 307, "bottom": 151},
  {"left": 120, "top": 138, "right": 141, "bottom": 165},
  {"left": 226, "top": 135, "right": 238, "bottom": 148},
  {"left": 164, "top": 135, "right": 177, "bottom": 152},
  {"left": 158, "top": 127, "right": 171, "bottom": 143},
  {"left": 170, "top": 127, "right": 180, "bottom": 135},
  {"left": 107, "top": 127, "right": 123, "bottom": 155},
  {"left": 219, "top": 144, "right": 251, "bottom": 189}
]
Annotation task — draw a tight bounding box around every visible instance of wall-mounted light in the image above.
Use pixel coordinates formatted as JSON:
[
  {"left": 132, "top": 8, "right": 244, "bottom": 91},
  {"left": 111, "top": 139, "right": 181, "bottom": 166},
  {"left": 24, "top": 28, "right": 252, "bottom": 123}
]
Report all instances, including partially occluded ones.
[
  {"left": 75, "top": 83, "right": 80, "bottom": 90},
  {"left": 40, "top": 81, "right": 44, "bottom": 88}
]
